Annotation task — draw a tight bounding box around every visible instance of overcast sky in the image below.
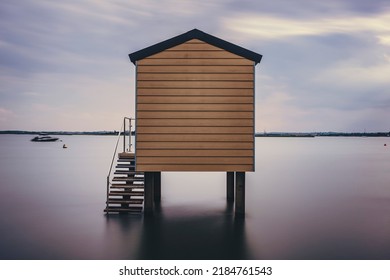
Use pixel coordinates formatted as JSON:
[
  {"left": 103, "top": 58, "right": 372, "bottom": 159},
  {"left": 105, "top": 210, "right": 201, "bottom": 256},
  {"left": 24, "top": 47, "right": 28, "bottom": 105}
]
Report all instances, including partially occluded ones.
[{"left": 1, "top": 0, "right": 389, "bottom": 132}]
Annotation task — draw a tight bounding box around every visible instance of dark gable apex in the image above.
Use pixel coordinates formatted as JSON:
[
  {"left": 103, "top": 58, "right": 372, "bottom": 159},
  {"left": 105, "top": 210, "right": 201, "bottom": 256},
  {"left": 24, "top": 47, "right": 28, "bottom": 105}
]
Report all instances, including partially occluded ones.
[{"left": 128, "top": 28, "right": 262, "bottom": 65}]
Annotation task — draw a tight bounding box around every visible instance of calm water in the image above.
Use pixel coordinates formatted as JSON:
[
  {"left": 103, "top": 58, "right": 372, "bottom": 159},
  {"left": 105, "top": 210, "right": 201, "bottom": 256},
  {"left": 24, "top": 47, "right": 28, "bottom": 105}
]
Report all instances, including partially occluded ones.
[{"left": 0, "top": 135, "right": 389, "bottom": 259}]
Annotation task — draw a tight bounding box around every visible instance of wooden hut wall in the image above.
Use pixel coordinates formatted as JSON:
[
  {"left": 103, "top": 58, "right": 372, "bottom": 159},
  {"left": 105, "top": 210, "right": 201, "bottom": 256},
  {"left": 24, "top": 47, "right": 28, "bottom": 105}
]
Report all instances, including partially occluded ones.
[{"left": 135, "top": 39, "right": 254, "bottom": 172}]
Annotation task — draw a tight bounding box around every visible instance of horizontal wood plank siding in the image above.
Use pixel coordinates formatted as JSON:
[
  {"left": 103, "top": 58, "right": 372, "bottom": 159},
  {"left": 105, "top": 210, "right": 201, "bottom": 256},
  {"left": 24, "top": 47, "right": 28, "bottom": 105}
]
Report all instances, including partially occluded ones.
[
  {"left": 137, "top": 88, "right": 253, "bottom": 96},
  {"left": 137, "top": 96, "right": 253, "bottom": 104},
  {"left": 138, "top": 157, "right": 253, "bottom": 164},
  {"left": 136, "top": 40, "right": 254, "bottom": 172},
  {"left": 137, "top": 134, "right": 253, "bottom": 142},
  {"left": 138, "top": 104, "right": 253, "bottom": 111},
  {"left": 138, "top": 58, "right": 253, "bottom": 66},
  {"left": 137, "top": 119, "right": 253, "bottom": 127},
  {"left": 137, "top": 80, "right": 253, "bottom": 88},
  {"left": 137, "top": 141, "right": 254, "bottom": 149},
  {"left": 136, "top": 164, "right": 253, "bottom": 172},
  {"left": 136, "top": 111, "right": 253, "bottom": 119},
  {"left": 138, "top": 65, "right": 254, "bottom": 73},
  {"left": 138, "top": 73, "right": 253, "bottom": 81},
  {"left": 147, "top": 50, "right": 244, "bottom": 59},
  {"left": 137, "top": 126, "right": 253, "bottom": 134},
  {"left": 137, "top": 149, "right": 253, "bottom": 157}
]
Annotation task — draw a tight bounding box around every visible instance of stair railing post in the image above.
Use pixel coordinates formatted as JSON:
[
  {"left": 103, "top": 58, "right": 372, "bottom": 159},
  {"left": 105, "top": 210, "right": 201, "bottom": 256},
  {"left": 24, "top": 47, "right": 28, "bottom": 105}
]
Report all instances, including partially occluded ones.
[
  {"left": 129, "top": 118, "right": 132, "bottom": 152},
  {"left": 106, "top": 175, "right": 109, "bottom": 213},
  {"left": 123, "top": 118, "right": 126, "bottom": 153}
]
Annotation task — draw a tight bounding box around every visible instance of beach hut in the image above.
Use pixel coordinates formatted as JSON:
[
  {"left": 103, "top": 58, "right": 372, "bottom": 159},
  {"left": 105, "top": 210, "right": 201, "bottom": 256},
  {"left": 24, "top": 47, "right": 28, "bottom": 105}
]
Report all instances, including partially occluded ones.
[{"left": 105, "top": 29, "right": 262, "bottom": 215}]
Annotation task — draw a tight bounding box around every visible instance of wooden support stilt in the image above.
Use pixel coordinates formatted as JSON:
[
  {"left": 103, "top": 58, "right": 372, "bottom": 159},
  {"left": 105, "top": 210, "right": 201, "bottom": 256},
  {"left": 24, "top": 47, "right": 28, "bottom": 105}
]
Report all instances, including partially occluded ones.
[
  {"left": 144, "top": 172, "right": 154, "bottom": 214},
  {"left": 235, "top": 172, "right": 245, "bottom": 216},
  {"left": 154, "top": 172, "right": 161, "bottom": 203},
  {"left": 227, "top": 172, "right": 234, "bottom": 202}
]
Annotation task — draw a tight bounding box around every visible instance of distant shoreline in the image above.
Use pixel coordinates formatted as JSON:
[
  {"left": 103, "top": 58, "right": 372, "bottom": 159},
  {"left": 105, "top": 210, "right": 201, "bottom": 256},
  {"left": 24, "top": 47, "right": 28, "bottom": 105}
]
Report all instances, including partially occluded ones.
[
  {"left": 256, "top": 132, "right": 390, "bottom": 137},
  {"left": 0, "top": 130, "right": 118, "bottom": 136},
  {"left": 1, "top": 130, "right": 389, "bottom": 137}
]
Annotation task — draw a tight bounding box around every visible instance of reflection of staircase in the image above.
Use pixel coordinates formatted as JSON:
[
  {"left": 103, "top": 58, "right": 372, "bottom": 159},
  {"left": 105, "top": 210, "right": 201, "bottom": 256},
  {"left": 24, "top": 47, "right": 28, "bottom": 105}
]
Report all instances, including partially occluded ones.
[{"left": 104, "top": 153, "right": 144, "bottom": 214}]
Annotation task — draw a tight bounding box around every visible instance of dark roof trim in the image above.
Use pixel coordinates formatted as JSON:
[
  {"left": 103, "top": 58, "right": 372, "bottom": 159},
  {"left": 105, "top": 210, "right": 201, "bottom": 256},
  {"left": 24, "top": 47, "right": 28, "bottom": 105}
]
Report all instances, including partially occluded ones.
[{"left": 128, "top": 28, "right": 262, "bottom": 65}]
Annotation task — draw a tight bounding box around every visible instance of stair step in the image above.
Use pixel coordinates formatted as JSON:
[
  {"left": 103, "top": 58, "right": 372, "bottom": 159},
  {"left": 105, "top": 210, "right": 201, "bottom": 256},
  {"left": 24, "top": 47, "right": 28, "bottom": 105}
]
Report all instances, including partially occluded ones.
[
  {"left": 113, "top": 175, "right": 143, "bottom": 178},
  {"left": 104, "top": 206, "right": 142, "bottom": 213},
  {"left": 114, "top": 170, "right": 140, "bottom": 175},
  {"left": 114, "top": 171, "right": 143, "bottom": 175},
  {"left": 116, "top": 164, "right": 135, "bottom": 169},
  {"left": 112, "top": 177, "right": 144, "bottom": 182},
  {"left": 109, "top": 191, "right": 144, "bottom": 195},
  {"left": 117, "top": 158, "right": 135, "bottom": 163},
  {"left": 109, "top": 191, "right": 144, "bottom": 196},
  {"left": 110, "top": 184, "right": 144, "bottom": 189},
  {"left": 107, "top": 198, "right": 143, "bottom": 204}
]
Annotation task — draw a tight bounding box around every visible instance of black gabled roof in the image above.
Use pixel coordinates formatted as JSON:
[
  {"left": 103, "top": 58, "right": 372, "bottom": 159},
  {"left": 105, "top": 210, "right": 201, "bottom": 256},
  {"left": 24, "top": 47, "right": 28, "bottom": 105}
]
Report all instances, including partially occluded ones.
[{"left": 128, "top": 28, "right": 262, "bottom": 65}]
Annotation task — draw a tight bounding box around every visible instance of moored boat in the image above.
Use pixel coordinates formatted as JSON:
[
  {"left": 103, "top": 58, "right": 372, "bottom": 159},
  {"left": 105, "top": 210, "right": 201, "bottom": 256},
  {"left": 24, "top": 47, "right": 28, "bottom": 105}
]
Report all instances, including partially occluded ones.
[{"left": 31, "top": 133, "right": 59, "bottom": 142}]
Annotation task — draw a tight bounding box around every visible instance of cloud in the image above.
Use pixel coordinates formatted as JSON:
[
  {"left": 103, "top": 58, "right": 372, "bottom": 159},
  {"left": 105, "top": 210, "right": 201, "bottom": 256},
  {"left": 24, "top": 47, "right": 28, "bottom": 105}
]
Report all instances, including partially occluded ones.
[
  {"left": 224, "top": 0, "right": 390, "bottom": 18},
  {"left": 222, "top": 10, "right": 390, "bottom": 46}
]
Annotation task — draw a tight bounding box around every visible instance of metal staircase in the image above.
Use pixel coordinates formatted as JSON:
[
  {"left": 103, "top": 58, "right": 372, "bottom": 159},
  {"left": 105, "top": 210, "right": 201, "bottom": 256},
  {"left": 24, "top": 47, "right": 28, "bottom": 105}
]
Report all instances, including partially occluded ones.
[
  {"left": 105, "top": 118, "right": 145, "bottom": 214},
  {"left": 105, "top": 153, "right": 144, "bottom": 214}
]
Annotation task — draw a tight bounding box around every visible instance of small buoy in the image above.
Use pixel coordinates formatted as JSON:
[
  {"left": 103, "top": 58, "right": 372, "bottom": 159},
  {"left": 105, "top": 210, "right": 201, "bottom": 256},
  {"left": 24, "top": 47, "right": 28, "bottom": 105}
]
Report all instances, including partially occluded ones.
[{"left": 63, "top": 144, "right": 67, "bottom": 149}]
